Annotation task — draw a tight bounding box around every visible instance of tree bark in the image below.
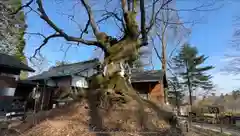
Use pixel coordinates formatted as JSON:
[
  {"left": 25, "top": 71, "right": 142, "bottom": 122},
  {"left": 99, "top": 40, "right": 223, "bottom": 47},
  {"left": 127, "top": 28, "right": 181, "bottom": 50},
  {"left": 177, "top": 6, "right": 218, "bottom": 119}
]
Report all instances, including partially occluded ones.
[
  {"left": 26, "top": 0, "right": 181, "bottom": 132},
  {"left": 174, "top": 87, "right": 180, "bottom": 115},
  {"left": 186, "top": 61, "right": 192, "bottom": 127},
  {"left": 161, "top": 24, "right": 168, "bottom": 104}
]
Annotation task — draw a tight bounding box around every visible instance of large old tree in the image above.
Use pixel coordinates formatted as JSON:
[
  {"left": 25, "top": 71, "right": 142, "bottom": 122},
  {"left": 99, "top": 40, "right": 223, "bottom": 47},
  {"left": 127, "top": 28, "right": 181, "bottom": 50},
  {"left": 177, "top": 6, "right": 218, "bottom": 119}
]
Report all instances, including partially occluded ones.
[
  {"left": 14, "top": 0, "right": 182, "bottom": 131},
  {"left": 18, "top": 0, "right": 175, "bottom": 101},
  {"left": 11, "top": 0, "right": 223, "bottom": 132}
]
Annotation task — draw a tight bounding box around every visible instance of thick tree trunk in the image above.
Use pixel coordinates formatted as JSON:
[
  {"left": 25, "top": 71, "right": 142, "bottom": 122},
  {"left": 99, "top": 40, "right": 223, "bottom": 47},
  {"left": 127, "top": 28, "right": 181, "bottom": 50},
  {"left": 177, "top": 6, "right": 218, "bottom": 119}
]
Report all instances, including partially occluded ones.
[{"left": 87, "top": 7, "right": 179, "bottom": 131}]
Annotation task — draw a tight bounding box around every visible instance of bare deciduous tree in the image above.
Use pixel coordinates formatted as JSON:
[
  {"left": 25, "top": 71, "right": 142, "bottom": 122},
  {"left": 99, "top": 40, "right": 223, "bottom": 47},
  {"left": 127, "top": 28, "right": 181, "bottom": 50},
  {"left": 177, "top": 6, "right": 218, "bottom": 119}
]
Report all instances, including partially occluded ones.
[
  {"left": 224, "top": 16, "right": 240, "bottom": 74},
  {"left": 20, "top": 0, "right": 174, "bottom": 98},
  {"left": 14, "top": 0, "right": 223, "bottom": 132},
  {"left": 150, "top": 0, "right": 223, "bottom": 104}
]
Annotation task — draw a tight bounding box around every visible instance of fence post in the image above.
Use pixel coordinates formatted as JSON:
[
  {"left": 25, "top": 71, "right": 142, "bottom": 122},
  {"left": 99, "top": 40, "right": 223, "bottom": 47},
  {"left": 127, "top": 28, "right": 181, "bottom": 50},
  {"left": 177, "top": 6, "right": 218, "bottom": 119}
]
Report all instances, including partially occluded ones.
[
  {"left": 216, "top": 112, "right": 223, "bottom": 133},
  {"left": 220, "top": 118, "right": 223, "bottom": 133}
]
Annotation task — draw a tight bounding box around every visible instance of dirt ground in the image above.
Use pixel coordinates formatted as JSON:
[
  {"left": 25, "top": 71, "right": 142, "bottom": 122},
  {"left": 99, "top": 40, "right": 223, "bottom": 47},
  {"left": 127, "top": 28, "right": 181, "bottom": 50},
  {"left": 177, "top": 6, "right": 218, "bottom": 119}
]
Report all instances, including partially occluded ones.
[{"left": 0, "top": 100, "right": 187, "bottom": 136}]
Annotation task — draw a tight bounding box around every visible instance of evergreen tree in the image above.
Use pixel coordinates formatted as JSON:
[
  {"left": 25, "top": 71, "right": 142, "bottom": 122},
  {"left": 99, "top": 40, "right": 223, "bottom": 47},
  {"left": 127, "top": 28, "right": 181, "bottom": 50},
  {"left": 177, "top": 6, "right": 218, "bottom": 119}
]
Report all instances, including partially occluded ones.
[
  {"left": 168, "top": 76, "right": 185, "bottom": 114},
  {"left": 232, "top": 89, "right": 240, "bottom": 100},
  {"left": 0, "top": 0, "right": 28, "bottom": 79},
  {"left": 129, "top": 49, "right": 150, "bottom": 71},
  {"left": 0, "top": 0, "right": 26, "bottom": 56},
  {"left": 172, "top": 43, "right": 214, "bottom": 107}
]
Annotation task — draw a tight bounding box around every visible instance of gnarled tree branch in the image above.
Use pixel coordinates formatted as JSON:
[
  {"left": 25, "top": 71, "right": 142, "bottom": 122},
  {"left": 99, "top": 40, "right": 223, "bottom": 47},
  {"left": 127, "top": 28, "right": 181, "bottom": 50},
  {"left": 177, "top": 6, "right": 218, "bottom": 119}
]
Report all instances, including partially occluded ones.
[
  {"left": 80, "top": 20, "right": 90, "bottom": 38},
  {"left": 80, "top": 0, "right": 100, "bottom": 37},
  {"left": 97, "top": 9, "right": 126, "bottom": 33},
  {"left": 36, "top": 0, "right": 100, "bottom": 47},
  {"left": 147, "top": 0, "right": 173, "bottom": 33},
  {"left": 31, "top": 33, "right": 62, "bottom": 59}
]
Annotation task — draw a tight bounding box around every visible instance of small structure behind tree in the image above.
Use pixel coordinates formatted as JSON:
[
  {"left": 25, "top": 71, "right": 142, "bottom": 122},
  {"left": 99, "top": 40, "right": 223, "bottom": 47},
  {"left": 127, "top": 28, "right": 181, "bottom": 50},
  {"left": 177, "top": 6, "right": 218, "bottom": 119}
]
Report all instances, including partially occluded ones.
[
  {"left": 27, "top": 59, "right": 168, "bottom": 110},
  {"left": 130, "top": 69, "right": 168, "bottom": 104},
  {"left": 0, "top": 53, "right": 35, "bottom": 117}
]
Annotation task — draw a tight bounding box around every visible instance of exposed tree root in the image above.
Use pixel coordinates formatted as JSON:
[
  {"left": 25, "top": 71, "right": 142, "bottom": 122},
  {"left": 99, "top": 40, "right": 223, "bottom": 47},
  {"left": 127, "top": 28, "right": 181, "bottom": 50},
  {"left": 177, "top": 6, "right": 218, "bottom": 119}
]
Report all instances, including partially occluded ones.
[
  {"left": 45, "top": 69, "right": 182, "bottom": 136},
  {"left": 88, "top": 73, "right": 182, "bottom": 135}
]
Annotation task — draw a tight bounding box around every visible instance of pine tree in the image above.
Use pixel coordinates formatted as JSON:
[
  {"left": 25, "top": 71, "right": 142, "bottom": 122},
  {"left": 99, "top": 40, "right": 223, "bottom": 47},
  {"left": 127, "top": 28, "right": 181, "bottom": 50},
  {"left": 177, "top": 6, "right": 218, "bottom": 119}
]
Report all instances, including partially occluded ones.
[
  {"left": 172, "top": 43, "right": 214, "bottom": 107},
  {"left": 168, "top": 76, "right": 185, "bottom": 115},
  {"left": 129, "top": 49, "right": 150, "bottom": 71}
]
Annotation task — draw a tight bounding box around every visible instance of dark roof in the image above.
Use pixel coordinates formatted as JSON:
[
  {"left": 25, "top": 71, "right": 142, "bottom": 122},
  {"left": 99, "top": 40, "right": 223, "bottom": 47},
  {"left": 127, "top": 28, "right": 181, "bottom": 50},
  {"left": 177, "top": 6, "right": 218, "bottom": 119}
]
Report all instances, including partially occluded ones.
[
  {"left": 0, "top": 53, "right": 35, "bottom": 72},
  {"left": 28, "top": 59, "right": 100, "bottom": 81},
  {"left": 130, "top": 70, "right": 164, "bottom": 83},
  {"left": 17, "top": 80, "right": 37, "bottom": 86}
]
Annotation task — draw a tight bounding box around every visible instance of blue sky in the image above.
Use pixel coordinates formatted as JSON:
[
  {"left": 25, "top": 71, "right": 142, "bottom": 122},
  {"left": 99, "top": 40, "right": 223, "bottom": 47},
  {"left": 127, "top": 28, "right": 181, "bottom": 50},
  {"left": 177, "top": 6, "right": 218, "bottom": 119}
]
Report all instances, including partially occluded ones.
[{"left": 24, "top": 0, "right": 240, "bottom": 94}]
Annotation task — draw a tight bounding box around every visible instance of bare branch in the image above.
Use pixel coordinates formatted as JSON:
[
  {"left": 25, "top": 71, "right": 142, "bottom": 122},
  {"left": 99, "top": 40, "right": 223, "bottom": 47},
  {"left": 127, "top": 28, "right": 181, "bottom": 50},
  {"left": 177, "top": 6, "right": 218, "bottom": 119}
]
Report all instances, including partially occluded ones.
[
  {"left": 113, "top": 16, "right": 125, "bottom": 33},
  {"left": 97, "top": 10, "right": 126, "bottom": 32},
  {"left": 102, "top": 4, "right": 126, "bottom": 32},
  {"left": 24, "top": 32, "right": 46, "bottom": 38},
  {"left": 97, "top": 15, "right": 111, "bottom": 23},
  {"left": 162, "top": 2, "right": 223, "bottom": 12},
  {"left": 11, "top": 0, "right": 34, "bottom": 15},
  {"left": 59, "top": 43, "right": 72, "bottom": 61},
  {"left": 58, "top": 12, "right": 83, "bottom": 32},
  {"left": 151, "top": 37, "right": 177, "bottom": 78},
  {"left": 80, "top": 20, "right": 90, "bottom": 38},
  {"left": 127, "top": 0, "right": 131, "bottom": 11},
  {"left": 150, "top": 57, "right": 155, "bottom": 70},
  {"left": 36, "top": 0, "right": 99, "bottom": 46},
  {"left": 80, "top": 0, "right": 100, "bottom": 37},
  {"left": 25, "top": 8, "right": 33, "bottom": 16},
  {"left": 28, "top": 6, "right": 41, "bottom": 16},
  {"left": 168, "top": 38, "right": 181, "bottom": 59},
  {"left": 32, "top": 33, "right": 62, "bottom": 58},
  {"left": 121, "top": 0, "right": 128, "bottom": 14},
  {"left": 147, "top": 0, "right": 158, "bottom": 33},
  {"left": 156, "top": 18, "right": 199, "bottom": 25},
  {"left": 151, "top": 37, "right": 162, "bottom": 62},
  {"left": 147, "top": 0, "right": 173, "bottom": 33},
  {"left": 103, "top": 11, "right": 123, "bottom": 23}
]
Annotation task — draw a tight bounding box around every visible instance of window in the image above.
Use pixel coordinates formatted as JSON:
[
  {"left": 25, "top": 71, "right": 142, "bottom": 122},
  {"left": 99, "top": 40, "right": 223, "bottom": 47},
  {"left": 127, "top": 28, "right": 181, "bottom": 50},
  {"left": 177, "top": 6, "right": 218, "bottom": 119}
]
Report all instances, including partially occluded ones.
[{"left": 0, "top": 88, "right": 16, "bottom": 96}]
